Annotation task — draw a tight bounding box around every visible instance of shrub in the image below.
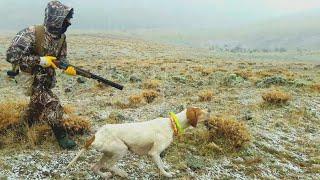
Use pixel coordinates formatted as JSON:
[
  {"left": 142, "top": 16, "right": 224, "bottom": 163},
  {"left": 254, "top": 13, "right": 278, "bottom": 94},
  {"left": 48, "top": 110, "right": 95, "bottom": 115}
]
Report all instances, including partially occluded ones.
[
  {"left": 198, "top": 90, "right": 214, "bottom": 102},
  {"left": 262, "top": 90, "right": 291, "bottom": 104},
  {"left": 142, "top": 90, "right": 159, "bottom": 103},
  {"left": 224, "top": 74, "right": 245, "bottom": 86},
  {"left": 205, "top": 117, "right": 251, "bottom": 149},
  {"left": 256, "top": 76, "right": 288, "bottom": 88}
]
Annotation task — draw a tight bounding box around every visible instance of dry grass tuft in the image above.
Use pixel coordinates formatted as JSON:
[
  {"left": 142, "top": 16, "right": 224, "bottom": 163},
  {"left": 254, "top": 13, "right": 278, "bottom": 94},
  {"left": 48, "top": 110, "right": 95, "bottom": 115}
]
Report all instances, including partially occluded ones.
[
  {"left": 63, "top": 105, "right": 76, "bottom": 114},
  {"left": 114, "top": 101, "right": 130, "bottom": 109},
  {"left": 62, "top": 105, "right": 91, "bottom": 135},
  {"left": 165, "top": 128, "right": 217, "bottom": 169},
  {"left": 262, "top": 90, "right": 291, "bottom": 104},
  {"left": 27, "top": 124, "right": 53, "bottom": 145},
  {"left": 310, "top": 84, "right": 320, "bottom": 92},
  {"left": 192, "top": 66, "right": 215, "bottom": 76},
  {"left": 142, "top": 90, "right": 159, "bottom": 103},
  {"left": 128, "top": 94, "right": 144, "bottom": 106},
  {"left": 180, "top": 129, "right": 223, "bottom": 155},
  {"left": 200, "top": 68, "right": 214, "bottom": 76},
  {"left": 205, "top": 117, "right": 251, "bottom": 149},
  {"left": 0, "top": 101, "right": 27, "bottom": 131},
  {"left": 142, "top": 79, "right": 161, "bottom": 89},
  {"left": 106, "top": 111, "right": 126, "bottom": 124},
  {"left": 95, "top": 82, "right": 109, "bottom": 89},
  {"left": 62, "top": 115, "right": 91, "bottom": 135},
  {"left": 198, "top": 90, "right": 214, "bottom": 102},
  {"left": 235, "top": 70, "right": 253, "bottom": 80},
  {"left": 243, "top": 157, "right": 263, "bottom": 166},
  {"left": 0, "top": 101, "right": 90, "bottom": 146},
  {"left": 114, "top": 94, "right": 145, "bottom": 109},
  {"left": 166, "top": 116, "right": 251, "bottom": 168}
]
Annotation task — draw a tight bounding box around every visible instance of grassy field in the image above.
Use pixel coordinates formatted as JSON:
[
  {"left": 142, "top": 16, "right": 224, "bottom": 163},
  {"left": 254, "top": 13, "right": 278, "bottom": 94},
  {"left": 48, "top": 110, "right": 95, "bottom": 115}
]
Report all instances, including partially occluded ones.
[{"left": 0, "top": 32, "right": 319, "bottom": 179}]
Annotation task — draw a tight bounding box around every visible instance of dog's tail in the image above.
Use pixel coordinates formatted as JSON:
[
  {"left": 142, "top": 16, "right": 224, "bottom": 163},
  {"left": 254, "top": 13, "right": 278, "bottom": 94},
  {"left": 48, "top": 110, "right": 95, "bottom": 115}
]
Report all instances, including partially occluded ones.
[{"left": 66, "top": 135, "right": 95, "bottom": 169}]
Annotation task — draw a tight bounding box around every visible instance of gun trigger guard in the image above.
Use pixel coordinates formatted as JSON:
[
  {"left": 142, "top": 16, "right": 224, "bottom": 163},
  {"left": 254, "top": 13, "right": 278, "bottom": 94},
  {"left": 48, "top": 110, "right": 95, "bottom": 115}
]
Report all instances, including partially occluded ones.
[{"left": 59, "top": 62, "right": 68, "bottom": 69}]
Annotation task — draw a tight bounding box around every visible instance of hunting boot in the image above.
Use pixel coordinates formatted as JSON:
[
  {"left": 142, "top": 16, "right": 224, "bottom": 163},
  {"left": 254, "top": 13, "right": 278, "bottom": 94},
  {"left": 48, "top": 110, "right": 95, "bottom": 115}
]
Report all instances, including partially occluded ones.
[{"left": 51, "top": 125, "right": 77, "bottom": 149}]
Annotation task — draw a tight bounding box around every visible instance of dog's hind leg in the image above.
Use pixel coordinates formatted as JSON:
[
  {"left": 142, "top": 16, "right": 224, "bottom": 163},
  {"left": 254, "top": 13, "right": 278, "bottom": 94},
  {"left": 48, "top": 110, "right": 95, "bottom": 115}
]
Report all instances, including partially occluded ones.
[{"left": 91, "top": 153, "right": 112, "bottom": 179}]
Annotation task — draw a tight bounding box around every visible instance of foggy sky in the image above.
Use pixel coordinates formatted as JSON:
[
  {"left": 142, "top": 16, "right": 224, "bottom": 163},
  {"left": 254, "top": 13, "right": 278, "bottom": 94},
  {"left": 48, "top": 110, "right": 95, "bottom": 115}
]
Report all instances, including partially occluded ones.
[{"left": 0, "top": 0, "right": 319, "bottom": 31}]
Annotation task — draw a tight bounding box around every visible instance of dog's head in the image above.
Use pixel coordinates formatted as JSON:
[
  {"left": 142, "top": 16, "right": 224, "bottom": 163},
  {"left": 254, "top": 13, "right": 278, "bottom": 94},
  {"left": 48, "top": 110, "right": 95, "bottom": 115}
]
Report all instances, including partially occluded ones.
[{"left": 186, "top": 107, "right": 209, "bottom": 127}]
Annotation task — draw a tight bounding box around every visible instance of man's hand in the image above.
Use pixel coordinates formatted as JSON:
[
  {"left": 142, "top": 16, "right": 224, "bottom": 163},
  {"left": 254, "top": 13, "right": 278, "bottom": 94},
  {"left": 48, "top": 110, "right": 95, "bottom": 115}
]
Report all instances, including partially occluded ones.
[
  {"left": 64, "top": 66, "right": 76, "bottom": 76},
  {"left": 39, "top": 56, "right": 58, "bottom": 69}
]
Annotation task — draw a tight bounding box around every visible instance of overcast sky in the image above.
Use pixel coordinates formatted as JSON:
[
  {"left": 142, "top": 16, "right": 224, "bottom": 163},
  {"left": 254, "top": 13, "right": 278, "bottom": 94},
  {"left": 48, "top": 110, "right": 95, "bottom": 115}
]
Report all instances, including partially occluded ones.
[{"left": 0, "top": 0, "right": 319, "bottom": 30}]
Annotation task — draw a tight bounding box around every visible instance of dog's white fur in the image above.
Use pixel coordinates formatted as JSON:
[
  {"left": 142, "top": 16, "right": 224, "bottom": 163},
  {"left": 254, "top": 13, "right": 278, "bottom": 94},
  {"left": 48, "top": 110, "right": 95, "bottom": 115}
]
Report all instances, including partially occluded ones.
[{"left": 67, "top": 107, "right": 208, "bottom": 179}]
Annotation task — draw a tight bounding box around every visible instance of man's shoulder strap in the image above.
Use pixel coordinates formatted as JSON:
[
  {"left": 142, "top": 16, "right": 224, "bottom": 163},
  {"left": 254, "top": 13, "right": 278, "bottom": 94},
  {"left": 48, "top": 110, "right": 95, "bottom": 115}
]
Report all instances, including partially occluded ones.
[
  {"left": 35, "top": 25, "right": 45, "bottom": 56},
  {"left": 34, "top": 25, "right": 66, "bottom": 57},
  {"left": 57, "top": 33, "right": 66, "bottom": 57}
]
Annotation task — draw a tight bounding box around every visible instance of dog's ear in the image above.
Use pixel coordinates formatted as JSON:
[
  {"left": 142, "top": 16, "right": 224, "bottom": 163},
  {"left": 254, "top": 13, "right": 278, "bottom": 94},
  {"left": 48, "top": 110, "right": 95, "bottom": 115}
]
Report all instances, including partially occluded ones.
[{"left": 186, "top": 107, "right": 201, "bottom": 127}]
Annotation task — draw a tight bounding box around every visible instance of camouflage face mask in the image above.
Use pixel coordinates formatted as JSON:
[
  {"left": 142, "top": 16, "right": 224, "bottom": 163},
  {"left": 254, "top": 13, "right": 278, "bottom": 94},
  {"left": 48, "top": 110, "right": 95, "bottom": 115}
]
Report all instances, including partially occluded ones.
[
  {"left": 59, "top": 8, "right": 73, "bottom": 34},
  {"left": 59, "top": 19, "right": 71, "bottom": 34}
]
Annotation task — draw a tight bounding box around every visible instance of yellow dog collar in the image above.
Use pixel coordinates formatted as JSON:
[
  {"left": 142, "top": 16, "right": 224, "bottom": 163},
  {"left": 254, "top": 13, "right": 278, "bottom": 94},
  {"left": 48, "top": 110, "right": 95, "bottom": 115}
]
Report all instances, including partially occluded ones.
[{"left": 169, "top": 112, "right": 184, "bottom": 135}]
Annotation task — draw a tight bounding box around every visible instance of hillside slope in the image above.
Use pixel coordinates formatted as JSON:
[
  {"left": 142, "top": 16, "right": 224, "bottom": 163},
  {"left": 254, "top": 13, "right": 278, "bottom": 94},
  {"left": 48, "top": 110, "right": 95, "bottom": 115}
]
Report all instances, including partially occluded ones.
[{"left": 0, "top": 33, "right": 319, "bottom": 179}]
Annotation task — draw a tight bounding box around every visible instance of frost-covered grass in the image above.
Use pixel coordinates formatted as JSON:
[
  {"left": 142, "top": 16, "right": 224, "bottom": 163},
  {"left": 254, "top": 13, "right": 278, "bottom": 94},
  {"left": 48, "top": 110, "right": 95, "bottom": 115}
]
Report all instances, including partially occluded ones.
[{"left": 0, "top": 33, "right": 319, "bottom": 179}]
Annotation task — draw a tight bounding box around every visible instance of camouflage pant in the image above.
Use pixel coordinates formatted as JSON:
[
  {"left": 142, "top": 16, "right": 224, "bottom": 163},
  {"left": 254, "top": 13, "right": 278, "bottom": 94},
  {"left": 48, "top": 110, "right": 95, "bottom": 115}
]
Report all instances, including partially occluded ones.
[{"left": 23, "top": 89, "right": 63, "bottom": 127}]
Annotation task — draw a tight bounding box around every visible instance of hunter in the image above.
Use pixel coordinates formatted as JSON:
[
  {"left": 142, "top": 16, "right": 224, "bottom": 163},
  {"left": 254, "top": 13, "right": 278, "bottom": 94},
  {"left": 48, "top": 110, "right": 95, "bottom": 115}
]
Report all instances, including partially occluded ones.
[{"left": 6, "top": 1, "right": 77, "bottom": 149}]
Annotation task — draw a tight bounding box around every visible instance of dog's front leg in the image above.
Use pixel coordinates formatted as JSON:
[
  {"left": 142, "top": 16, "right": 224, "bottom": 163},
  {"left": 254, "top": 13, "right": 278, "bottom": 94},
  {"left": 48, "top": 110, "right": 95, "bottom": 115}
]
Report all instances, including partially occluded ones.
[
  {"left": 91, "top": 154, "right": 112, "bottom": 179},
  {"left": 150, "top": 153, "right": 174, "bottom": 178}
]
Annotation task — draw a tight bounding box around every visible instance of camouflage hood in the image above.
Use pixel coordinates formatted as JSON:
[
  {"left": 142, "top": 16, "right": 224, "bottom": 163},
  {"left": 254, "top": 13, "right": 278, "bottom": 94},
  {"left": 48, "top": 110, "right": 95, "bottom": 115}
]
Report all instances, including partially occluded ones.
[{"left": 44, "top": 1, "right": 73, "bottom": 35}]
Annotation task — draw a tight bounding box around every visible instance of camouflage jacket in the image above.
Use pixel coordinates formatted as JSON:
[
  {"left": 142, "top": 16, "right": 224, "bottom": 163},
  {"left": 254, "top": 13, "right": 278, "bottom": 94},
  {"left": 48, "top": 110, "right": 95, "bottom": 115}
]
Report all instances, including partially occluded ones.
[{"left": 6, "top": 1, "right": 73, "bottom": 90}]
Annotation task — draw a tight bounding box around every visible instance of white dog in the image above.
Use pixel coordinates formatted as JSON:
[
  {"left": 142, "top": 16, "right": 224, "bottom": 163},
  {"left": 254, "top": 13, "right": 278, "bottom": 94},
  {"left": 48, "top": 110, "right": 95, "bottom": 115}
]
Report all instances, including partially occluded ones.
[{"left": 67, "top": 107, "right": 208, "bottom": 179}]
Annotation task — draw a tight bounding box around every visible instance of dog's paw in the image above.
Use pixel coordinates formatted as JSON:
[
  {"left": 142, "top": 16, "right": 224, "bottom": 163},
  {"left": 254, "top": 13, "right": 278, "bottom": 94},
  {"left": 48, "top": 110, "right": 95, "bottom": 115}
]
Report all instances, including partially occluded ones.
[
  {"left": 110, "top": 167, "right": 129, "bottom": 178},
  {"left": 116, "top": 170, "right": 128, "bottom": 178},
  {"left": 103, "top": 172, "right": 112, "bottom": 180},
  {"left": 163, "top": 164, "right": 170, "bottom": 170},
  {"left": 163, "top": 171, "right": 174, "bottom": 178}
]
